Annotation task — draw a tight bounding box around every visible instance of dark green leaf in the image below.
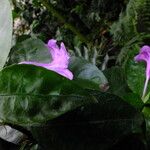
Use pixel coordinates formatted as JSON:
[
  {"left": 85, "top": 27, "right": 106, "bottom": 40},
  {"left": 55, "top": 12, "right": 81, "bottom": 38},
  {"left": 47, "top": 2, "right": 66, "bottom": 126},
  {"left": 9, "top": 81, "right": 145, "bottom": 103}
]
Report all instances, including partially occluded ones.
[
  {"left": 30, "top": 91, "right": 143, "bottom": 150},
  {"left": 123, "top": 93, "right": 143, "bottom": 110},
  {"left": 126, "top": 59, "right": 149, "bottom": 97},
  {"left": 142, "top": 106, "right": 150, "bottom": 149},
  {"left": 104, "top": 67, "right": 129, "bottom": 97},
  {"left": 0, "top": 65, "right": 94, "bottom": 126},
  {"left": 104, "top": 67, "right": 143, "bottom": 110},
  {"left": 0, "top": 0, "right": 12, "bottom": 69}
]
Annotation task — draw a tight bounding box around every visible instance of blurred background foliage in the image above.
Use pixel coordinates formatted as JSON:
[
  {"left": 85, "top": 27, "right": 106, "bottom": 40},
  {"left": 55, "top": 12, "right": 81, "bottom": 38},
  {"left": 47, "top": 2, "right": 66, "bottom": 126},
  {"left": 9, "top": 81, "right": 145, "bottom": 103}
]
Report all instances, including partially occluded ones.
[
  {"left": 11, "top": 0, "right": 149, "bottom": 69},
  {"left": 11, "top": 0, "right": 150, "bottom": 69}
]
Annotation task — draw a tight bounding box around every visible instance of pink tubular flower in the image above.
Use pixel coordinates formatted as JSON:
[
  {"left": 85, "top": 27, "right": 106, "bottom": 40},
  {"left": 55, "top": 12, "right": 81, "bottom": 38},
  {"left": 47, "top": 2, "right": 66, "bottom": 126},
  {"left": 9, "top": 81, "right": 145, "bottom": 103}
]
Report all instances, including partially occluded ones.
[
  {"left": 134, "top": 45, "right": 150, "bottom": 98},
  {"left": 19, "top": 39, "right": 73, "bottom": 80}
]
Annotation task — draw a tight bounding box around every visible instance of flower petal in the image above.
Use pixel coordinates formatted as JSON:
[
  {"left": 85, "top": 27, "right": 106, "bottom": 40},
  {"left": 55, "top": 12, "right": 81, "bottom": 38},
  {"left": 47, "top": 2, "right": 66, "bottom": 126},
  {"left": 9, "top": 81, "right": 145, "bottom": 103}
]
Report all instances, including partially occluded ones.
[
  {"left": 134, "top": 45, "right": 150, "bottom": 98},
  {"left": 47, "top": 39, "right": 59, "bottom": 50},
  {"left": 140, "top": 45, "right": 150, "bottom": 53},
  {"left": 134, "top": 52, "right": 149, "bottom": 62},
  {"left": 47, "top": 39, "right": 59, "bottom": 59},
  {"left": 19, "top": 39, "right": 73, "bottom": 80},
  {"left": 135, "top": 45, "right": 150, "bottom": 63},
  {"left": 50, "top": 68, "right": 73, "bottom": 80},
  {"left": 19, "top": 61, "right": 50, "bottom": 68},
  {"left": 47, "top": 40, "right": 70, "bottom": 68},
  {"left": 19, "top": 61, "right": 73, "bottom": 79}
]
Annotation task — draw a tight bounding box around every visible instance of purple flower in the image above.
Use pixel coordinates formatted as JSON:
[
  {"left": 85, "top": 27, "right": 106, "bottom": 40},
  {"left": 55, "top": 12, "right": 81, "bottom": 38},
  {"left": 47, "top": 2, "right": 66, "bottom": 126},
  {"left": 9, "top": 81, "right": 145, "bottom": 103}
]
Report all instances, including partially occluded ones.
[
  {"left": 19, "top": 39, "right": 73, "bottom": 80},
  {"left": 134, "top": 45, "right": 150, "bottom": 98}
]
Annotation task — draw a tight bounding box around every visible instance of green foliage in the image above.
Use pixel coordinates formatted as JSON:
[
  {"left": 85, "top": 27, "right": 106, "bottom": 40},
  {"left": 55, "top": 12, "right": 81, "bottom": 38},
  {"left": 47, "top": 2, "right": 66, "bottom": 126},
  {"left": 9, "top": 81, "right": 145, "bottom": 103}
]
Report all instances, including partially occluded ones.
[
  {"left": 0, "top": 59, "right": 145, "bottom": 149},
  {"left": 104, "top": 67, "right": 143, "bottom": 110},
  {"left": 11, "top": 0, "right": 127, "bottom": 68},
  {"left": 1, "top": 0, "right": 150, "bottom": 149},
  {"left": 110, "top": 0, "right": 150, "bottom": 64},
  {"left": 111, "top": 0, "right": 142, "bottom": 45},
  {"left": 123, "top": 93, "right": 143, "bottom": 110},
  {"left": 0, "top": 64, "right": 98, "bottom": 125},
  {"left": 90, "top": 0, "right": 126, "bottom": 20},
  {"left": 7, "top": 38, "right": 51, "bottom": 65},
  {"left": 69, "top": 56, "right": 108, "bottom": 87},
  {"left": 29, "top": 92, "right": 144, "bottom": 150},
  {"left": 104, "top": 67, "right": 129, "bottom": 97},
  {"left": 137, "top": 0, "right": 150, "bottom": 34},
  {"left": 0, "top": 0, "right": 12, "bottom": 69},
  {"left": 126, "top": 59, "right": 146, "bottom": 96},
  {"left": 6, "top": 37, "right": 108, "bottom": 91}
]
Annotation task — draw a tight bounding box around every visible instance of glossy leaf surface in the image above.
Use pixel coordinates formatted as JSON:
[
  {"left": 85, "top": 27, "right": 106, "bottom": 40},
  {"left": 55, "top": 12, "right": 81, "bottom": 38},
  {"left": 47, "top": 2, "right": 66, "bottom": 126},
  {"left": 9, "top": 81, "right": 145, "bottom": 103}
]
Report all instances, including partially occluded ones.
[
  {"left": 0, "top": 65, "right": 94, "bottom": 125},
  {"left": 69, "top": 56, "right": 108, "bottom": 87},
  {"left": 8, "top": 38, "right": 51, "bottom": 65},
  {"left": 126, "top": 59, "right": 148, "bottom": 96}
]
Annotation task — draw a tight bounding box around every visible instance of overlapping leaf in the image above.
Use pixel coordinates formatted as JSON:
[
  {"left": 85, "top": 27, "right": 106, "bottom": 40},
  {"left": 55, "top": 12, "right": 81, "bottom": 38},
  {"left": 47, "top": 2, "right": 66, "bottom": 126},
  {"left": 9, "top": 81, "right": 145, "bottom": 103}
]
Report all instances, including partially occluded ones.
[
  {"left": 104, "top": 67, "right": 143, "bottom": 110},
  {"left": 126, "top": 59, "right": 150, "bottom": 97},
  {"left": 0, "top": 65, "right": 95, "bottom": 126},
  {"left": 7, "top": 38, "right": 51, "bottom": 65},
  {"left": 69, "top": 56, "right": 108, "bottom": 88}
]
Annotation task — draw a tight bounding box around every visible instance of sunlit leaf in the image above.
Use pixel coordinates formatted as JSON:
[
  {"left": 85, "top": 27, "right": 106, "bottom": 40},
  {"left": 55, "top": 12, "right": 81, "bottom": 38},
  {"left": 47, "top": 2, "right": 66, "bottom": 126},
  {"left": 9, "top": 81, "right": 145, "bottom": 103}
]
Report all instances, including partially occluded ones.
[{"left": 0, "top": 0, "right": 12, "bottom": 69}]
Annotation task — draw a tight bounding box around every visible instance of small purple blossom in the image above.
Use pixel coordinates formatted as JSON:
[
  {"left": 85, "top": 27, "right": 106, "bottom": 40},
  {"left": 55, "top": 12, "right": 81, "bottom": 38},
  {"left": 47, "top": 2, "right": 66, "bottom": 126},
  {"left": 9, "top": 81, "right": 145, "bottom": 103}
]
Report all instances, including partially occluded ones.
[
  {"left": 19, "top": 39, "right": 73, "bottom": 80},
  {"left": 134, "top": 45, "right": 150, "bottom": 98}
]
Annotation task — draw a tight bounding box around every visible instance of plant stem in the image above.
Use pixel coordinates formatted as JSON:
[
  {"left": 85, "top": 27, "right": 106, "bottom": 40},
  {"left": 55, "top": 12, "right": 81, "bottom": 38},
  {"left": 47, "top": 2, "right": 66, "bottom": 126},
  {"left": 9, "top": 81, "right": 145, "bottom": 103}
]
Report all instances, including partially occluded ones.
[
  {"left": 142, "top": 76, "right": 149, "bottom": 99},
  {"left": 41, "top": 0, "right": 88, "bottom": 44}
]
